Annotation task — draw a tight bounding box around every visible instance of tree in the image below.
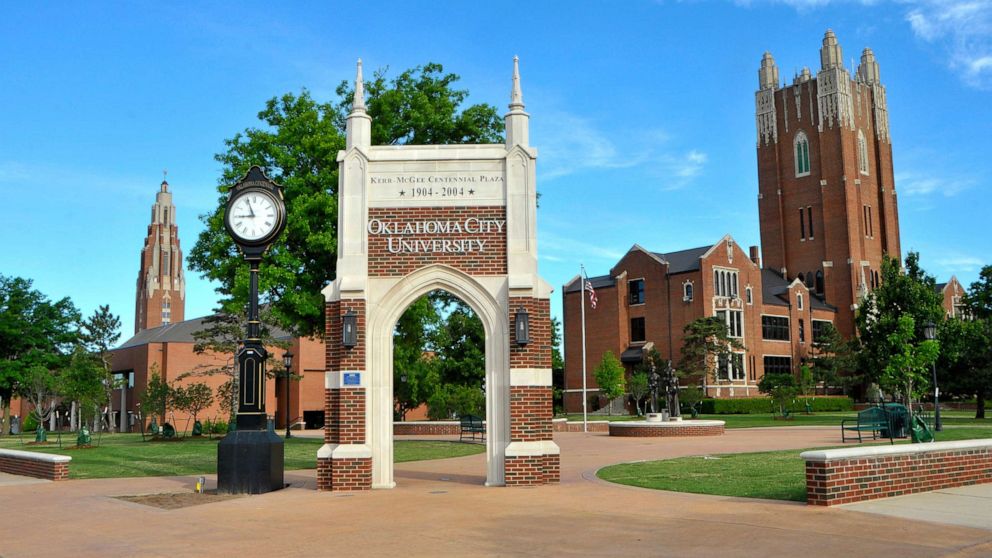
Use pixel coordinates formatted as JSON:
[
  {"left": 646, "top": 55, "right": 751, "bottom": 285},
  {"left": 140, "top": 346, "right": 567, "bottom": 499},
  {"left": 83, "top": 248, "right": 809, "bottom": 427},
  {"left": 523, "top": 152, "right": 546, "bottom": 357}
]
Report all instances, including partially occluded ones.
[
  {"left": 80, "top": 305, "right": 121, "bottom": 432},
  {"left": 139, "top": 369, "right": 171, "bottom": 426},
  {"left": 551, "top": 317, "right": 564, "bottom": 371},
  {"left": 678, "top": 316, "right": 743, "bottom": 389},
  {"left": 938, "top": 317, "right": 991, "bottom": 419},
  {"left": 431, "top": 296, "right": 485, "bottom": 387},
  {"left": 880, "top": 315, "right": 939, "bottom": 410},
  {"left": 808, "top": 321, "right": 854, "bottom": 395},
  {"left": 0, "top": 275, "right": 80, "bottom": 436},
  {"left": 593, "top": 351, "right": 626, "bottom": 415},
  {"left": 172, "top": 382, "right": 214, "bottom": 434},
  {"left": 855, "top": 253, "right": 944, "bottom": 389},
  {"left": 60, "top": 346, "right": 107, "bottom": 436},
  {"left": 188, "top": 63, "right": 504, "bottom": 337},
  {"left": 393, "top": 295, "right": 441, "bottom": 420},
  {"left": 758, "top": 372, "right": 798, "bottom": 417},
  {"left": 627, "top": 371, "right": 649, "bottom": 416}
]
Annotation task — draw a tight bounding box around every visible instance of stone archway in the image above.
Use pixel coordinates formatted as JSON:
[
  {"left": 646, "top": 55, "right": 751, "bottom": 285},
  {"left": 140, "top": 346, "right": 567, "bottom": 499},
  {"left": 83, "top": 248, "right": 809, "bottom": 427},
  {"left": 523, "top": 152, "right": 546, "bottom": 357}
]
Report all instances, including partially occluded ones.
[
  {"left": 316, "top": 58, "right": 558, "bottom": 491},
  {"left": 367, "top": 264, "right": 509, "bottom": 488}
]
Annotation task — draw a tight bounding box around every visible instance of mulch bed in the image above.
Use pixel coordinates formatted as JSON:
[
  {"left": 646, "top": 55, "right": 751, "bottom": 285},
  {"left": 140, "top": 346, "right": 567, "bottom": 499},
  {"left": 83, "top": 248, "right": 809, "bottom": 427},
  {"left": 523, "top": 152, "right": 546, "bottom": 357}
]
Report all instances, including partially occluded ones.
[{"left": 114, "top": 490, "right": 243, "bottom": 510}]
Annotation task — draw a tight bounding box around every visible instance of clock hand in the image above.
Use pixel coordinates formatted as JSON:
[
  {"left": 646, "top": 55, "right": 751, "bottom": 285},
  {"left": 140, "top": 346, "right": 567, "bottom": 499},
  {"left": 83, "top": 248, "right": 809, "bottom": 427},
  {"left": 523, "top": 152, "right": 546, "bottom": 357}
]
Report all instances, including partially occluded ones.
[{"left": 246, "top": 199, "right": 255, "bottom": 217}]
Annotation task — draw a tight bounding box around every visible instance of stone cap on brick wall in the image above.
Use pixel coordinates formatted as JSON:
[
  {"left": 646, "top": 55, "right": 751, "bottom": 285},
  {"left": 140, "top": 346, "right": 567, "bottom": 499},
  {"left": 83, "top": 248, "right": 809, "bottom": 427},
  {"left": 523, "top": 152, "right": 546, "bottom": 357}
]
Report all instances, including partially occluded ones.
[
  {"left": 610, "top": 420, "right": 726, "bottom": 428},
  {"left": 801, "top": 439, "right": 992, "bottom": 462},
  {"left": 0, "top": 449, "right": 71, "bottom": 463}
]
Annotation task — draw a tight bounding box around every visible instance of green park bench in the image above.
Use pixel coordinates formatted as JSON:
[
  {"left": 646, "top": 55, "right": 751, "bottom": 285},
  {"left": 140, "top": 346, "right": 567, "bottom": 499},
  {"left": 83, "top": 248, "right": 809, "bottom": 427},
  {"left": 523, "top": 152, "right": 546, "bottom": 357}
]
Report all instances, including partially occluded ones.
[
  {"left": 841, "top": 407, "right": 894, "bottom": 444},
  {"left": 459, "top": 415, "right": 485, "bottom": 443}
]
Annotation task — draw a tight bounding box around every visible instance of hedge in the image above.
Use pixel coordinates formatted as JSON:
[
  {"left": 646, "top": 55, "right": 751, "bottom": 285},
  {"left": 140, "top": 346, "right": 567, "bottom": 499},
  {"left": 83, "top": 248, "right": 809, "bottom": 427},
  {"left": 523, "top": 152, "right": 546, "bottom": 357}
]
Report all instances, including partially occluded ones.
[{"left": 698, "top": 396, "right": 854, "bottom": 414}]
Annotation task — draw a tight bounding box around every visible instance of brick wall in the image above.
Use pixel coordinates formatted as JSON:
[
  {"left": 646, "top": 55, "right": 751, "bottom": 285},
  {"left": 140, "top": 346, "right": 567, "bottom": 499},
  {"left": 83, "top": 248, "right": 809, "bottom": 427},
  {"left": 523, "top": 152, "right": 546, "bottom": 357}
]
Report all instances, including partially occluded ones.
[
  {"left": 803, "top": 442, "right": 992, "bottom": 506},
  {"left": 509, "top": 297, "right": 551, "bottom": 368},
  {"left": 509, "top": 386, "right": 552, "bottom": 442},
  {"left": 367, "top": 206, "right": 507, "bottom": 276},
  {"left": 608, "top": 422, "right": 725, "bottom": 437},
  {"left": 317, "top": 456, "right": 371, "bottom": 492},
  {"left": 0, "top": 452, "right": 70, "bottom": 481},
  {"left": 325, "top": 300, "right": 366, "bottom": 372},
  {"left": 393, "top": 422, "right": 461, "bottom": 436}
]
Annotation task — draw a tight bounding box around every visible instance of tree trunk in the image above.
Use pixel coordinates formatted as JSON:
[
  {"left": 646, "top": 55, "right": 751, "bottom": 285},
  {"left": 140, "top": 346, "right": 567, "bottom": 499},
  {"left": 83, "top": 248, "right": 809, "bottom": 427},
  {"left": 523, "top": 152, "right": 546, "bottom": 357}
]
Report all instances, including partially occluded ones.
[
  {"left": 70, "top": 401, "right": 78, "bottom": 431},
  {"left": 977, "top": 393, "right": 986, "bottom": 420},
  {"left": 1, "top": 401, "right": 9, "bottom": 437}
]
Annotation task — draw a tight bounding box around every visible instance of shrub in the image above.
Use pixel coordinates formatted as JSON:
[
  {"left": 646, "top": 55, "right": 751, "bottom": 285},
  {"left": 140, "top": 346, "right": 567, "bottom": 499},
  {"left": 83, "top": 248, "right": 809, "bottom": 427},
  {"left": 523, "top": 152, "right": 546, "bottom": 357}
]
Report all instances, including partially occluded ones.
[
  {"left": 21, "top": 413, "right": 39, "bottom": 432},
  {"left": 202, "top": 418, "right": 228, "bottom": 435},
  {"left": 699, "top": 396, "right": 854, "bottom": 414}
]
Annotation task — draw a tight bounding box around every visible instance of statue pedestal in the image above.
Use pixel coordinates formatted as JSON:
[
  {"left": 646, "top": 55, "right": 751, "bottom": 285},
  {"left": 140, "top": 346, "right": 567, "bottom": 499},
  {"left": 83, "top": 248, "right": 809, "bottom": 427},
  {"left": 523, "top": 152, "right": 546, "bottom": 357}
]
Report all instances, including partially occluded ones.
[
  {"left": 217, "top": 428, "right": 284, "bottom": 494},
  {"left": 645, "top": 413, "right": 664, "bottom": 423}
]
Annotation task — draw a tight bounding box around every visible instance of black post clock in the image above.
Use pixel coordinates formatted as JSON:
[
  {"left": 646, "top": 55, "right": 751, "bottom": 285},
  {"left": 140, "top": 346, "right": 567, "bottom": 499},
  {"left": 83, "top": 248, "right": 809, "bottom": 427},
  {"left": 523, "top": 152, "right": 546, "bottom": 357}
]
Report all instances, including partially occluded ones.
[{"left": 217, "top": 165, "right": 287, "bottom": 495}]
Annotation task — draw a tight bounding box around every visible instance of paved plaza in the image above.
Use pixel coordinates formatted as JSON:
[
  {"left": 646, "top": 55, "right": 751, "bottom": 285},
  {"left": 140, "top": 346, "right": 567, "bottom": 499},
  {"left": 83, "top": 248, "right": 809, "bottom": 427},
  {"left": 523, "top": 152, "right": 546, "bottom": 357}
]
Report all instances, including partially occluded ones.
[{"left": 2, "top": 428, "right": 991, "bottom": 557}]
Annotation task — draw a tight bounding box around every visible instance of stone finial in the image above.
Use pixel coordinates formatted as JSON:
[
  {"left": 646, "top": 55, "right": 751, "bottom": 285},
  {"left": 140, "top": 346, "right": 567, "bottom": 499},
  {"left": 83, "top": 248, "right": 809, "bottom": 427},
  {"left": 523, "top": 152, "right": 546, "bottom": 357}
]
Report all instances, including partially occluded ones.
[
  {"left": 858, "top": 47, "right": 881, "bottom": 83},
  {"left": 820, "top": 29, "right": 844, "bottom": 70},
  {"left": 509, "top": 55, "right": 525, "bottom": 111},
  {"left": 352, "top": 58, "right": 367, "bottom": 113},
  {"left": 758, "top": 51, "right": 779, "bottom": 90}
]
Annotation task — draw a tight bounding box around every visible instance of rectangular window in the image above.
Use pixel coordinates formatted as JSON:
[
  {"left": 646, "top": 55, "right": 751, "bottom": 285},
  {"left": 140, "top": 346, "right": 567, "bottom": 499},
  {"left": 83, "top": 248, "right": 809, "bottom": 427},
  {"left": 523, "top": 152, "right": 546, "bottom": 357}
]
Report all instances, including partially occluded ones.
[
  {"left": 718, "top": 310, "right": 743, "bottom": 338},
  {"left": 807, "top": 206, "right": 814, "bottom": 238},
  {"left": 163, "top": 251, "right": 170, "bottom": 276},
  {"left": 868, "top": 206, "right": 873, "bottom": 237},
  {"left": 761, "top": 316, "right": 790, "bottom": 341},
  {"left": 630, "top": 317, "right": 646, "bottom": 343},
  {"left": 628, "top": 279, "right": 645, "bottom": 305},
  {"left": 799, "top": 208, "right": 806, "bottom": 239},
  {"left": 718, "top": 353, "right": 746, "bottom": 381},
  {"left": 763, "top": 356, "right": 793, "bottom": 376},
  {"left": 799, "top": 319, "right": 805, "bottom": 343},
  {"left": 749, "top": 355, "right": 756, "bottom": 381},
  {"left": 732, "top": 353, "right": 745, "bottom": 381},
  {"left": 812, "top": 320, "right": 831, "bottom": 343}
]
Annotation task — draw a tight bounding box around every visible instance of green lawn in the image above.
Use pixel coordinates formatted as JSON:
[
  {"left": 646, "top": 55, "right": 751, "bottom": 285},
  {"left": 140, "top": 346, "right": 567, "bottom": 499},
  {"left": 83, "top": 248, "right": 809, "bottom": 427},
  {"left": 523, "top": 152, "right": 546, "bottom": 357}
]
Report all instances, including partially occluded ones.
[
  {"left": 566, "top": 410, "right": 989, "bottom": 429},
  {"left": 597, "top": 426, "right": 992, "bottom": 502},
  {"left": 0, "top": 433, "right": 484, "bottom": 479}
]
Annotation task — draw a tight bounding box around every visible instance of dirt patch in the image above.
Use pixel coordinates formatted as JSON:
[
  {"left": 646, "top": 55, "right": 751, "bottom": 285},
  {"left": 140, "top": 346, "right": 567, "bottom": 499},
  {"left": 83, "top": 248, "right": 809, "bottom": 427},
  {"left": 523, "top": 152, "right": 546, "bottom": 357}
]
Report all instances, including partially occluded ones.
[{"left": 115, "top": 490, "right": 244, "bottom": 510}]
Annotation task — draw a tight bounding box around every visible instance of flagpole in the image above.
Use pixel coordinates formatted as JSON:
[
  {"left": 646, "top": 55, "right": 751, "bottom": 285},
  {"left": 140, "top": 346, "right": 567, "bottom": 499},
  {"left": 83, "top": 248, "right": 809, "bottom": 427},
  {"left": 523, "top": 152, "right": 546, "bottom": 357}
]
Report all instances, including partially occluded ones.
[{"left": 580, "top": 264, "right": 588, "bottom": 433}]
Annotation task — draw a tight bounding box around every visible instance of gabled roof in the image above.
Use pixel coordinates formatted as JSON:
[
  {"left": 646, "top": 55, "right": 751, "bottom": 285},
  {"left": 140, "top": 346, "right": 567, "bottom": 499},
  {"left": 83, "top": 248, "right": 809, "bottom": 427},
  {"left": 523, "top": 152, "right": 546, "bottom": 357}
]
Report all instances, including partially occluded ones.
[
  {"left": 563, "top": 274, "right": 615, "bottom": 294},
  {"left": 651, "top": 245, "right": 711, "bottom": 274},
  {"left": 935, "top": 282, "right": 948, "bottom": 293},
  {"left": 760, "top": 269, "right": 835, "bottom": 311},
  {"left": 116, "top": 315, "right": 293, "bottom": 350}
]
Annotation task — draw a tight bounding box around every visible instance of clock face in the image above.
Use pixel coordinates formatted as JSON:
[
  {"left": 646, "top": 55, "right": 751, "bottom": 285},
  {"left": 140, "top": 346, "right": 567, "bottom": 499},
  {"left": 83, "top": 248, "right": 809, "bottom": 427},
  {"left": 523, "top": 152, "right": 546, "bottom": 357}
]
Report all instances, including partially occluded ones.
[{"left": 227, "top": 190, "right": 280, "bottom": 242}]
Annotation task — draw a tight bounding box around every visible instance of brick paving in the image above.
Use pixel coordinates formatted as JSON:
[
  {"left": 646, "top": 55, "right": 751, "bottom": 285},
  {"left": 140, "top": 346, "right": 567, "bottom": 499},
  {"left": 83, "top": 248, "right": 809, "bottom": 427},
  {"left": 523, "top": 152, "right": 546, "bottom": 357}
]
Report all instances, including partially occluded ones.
[{"left": 1, "top": 428, "right": 990, "bottom": 557}]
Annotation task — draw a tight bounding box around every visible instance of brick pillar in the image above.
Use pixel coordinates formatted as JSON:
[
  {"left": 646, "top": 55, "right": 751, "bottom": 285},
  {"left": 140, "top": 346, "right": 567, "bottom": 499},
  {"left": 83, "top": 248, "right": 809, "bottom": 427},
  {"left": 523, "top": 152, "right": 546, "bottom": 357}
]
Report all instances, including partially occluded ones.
[
  {"left": 317, "top": 300, "right": 372, "bottom": 492},
  {"left": 505, "top": 297, "right": 560, "bottom": 486}
]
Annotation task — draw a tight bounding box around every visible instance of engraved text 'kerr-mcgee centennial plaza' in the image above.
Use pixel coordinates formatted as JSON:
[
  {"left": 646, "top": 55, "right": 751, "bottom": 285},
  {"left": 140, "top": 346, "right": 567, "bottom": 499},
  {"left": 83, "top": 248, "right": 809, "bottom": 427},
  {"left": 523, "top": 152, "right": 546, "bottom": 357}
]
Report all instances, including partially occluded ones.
[{"left": 367, "top": 217, "right": 506, "bottom": 254}]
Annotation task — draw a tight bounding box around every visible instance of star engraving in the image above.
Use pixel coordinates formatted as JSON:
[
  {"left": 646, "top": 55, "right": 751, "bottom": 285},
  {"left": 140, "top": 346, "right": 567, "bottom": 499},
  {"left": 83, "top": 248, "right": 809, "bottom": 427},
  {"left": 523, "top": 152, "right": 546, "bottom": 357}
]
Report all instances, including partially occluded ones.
[
  {"left": 399, "top": 190, "right": 406, "bottom": 196},
  {"left": 468, "top": 189, "right": 475, "bottom": 195}
]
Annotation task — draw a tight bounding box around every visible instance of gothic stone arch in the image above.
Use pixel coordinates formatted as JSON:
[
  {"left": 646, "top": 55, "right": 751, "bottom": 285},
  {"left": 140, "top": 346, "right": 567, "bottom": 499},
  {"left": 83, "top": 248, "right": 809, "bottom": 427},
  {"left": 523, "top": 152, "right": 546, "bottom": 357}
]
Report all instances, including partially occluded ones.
[{"left": 316, "top": 60, "right": 558, "bottom": 490}]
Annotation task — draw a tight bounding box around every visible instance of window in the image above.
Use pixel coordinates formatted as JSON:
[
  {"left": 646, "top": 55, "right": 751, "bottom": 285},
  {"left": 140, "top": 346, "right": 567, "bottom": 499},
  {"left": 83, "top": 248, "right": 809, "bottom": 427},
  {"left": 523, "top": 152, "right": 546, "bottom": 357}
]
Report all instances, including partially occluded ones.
[
  {"left": 628, "top": 279, "right": 645, "bottom": 305},
  {"left": 764, "top": 356, "right": 793, "bottom": 376},
  {"left": 746, "top": 286, "right": 753, "bottom": 305},
  {"left": 719, "top": 353, "right": 746, "bottom": 381},
  {"left": 713, "top": 269, "right": 739, "bottom": 298},
  {"left": 683, "top": 282, "right": 693, "bottom": 301},
  {"left": 797, "top": 293, "right": 804, "bottom": 310},
  {"left": 717, "top": 310, "right": 743, "bottom": 338},
  {"left": 857, "top": 130, "right": 869, "bottom": 175},
  {"left": 807, "top": 206, "right": 814, "bottom": 238},
  {"left": 799, "top": 208, "right": 806, "bottom": 239},
  {"left": 163, "top": 251, "right": 170, "bottom": 276},
  {"left": 805, "top": 272, "right": 814, "bottom": 290},
  {"left": 815, "top": 271, "right": 824, "bottom": 296},
  {"left": 794, "top": 132, "right": 811, "bottom": 176},
  {"left": 863, "top": 205, "right": 874, "bottom": 238},
  {"left": 812, "top": 320, "right": 831, "bottom": 343},
  {"left": 630, "top": 317, "right": 646, "bottom": 343},
  {"left": 799, "top": 319, "right": 806, "bottom": 343},
  {"left": 761, "top": 316, "right": 790, "bottom": 341}
]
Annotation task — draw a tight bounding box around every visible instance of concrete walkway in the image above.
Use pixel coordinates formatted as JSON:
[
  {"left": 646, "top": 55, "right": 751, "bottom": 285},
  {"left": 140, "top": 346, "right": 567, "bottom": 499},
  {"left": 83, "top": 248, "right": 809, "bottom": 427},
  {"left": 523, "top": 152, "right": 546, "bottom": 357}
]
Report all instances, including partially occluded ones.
[
  {"left": 1, "top": 428, "right": 990, "bottom": 557},
  {"left": 845, "top": 484, "right": 992, "bottom": 532},
  {"left": 0, "top": 471, "right": 49, "bottom": 487}
]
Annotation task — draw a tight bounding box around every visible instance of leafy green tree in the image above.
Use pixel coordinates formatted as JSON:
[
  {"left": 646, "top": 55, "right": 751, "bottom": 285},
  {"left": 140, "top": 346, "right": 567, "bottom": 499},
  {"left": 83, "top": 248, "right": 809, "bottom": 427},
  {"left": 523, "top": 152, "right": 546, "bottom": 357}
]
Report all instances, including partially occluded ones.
[
  {"left": 880, "top": 315, "right": 939, "bottom": 410},
  {"left": 0, "top": 275, "right": 80, "bottom": 436},
  {"left": 172, "top": 382, "right": 214, "bottom": 434},
  {"left": 393, "top": 295, "right": 441, "bottom": 420},
  {"left": 938, "top": 318, "right": 991, "bottom": 419},
  {"left": 593, "top": 351, "right": 626, "bottom": 415},
  {"left": 188, "top": 63, "right": 504, "bottom": 337},
  {"left": 551, "top": 316, "right": 564, "bottom": 371},
  {"left": 139, "top": 369, "right": 171, "bottom": 426},
  {"left": 758, "top": 372, "right": 798, "bottom": 417},
  {"left": 809, "top": 321, "right": 854, "bottom": 395},
  {"left": 627, "top": 370, "right": 649, "bottom": 416},
  {"left": 60, "top": 346, "right": 107, "bottom": 433},
  {"left": 81, "top": 305, "right": 122, "bottom": 432},
  {"left": 432, "top": 297, "right": 485, "bottom": 387},
  {"left": 855, "top": 253, "right": 944, "bottom": 388},
  {"left": 678, "top": 316, "right": 743, "bottom": 388}
]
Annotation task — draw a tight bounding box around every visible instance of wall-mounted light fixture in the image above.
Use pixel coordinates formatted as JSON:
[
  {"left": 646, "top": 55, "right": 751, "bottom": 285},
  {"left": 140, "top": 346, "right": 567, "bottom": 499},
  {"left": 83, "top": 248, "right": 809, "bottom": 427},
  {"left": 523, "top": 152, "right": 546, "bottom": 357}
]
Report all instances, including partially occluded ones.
[
  {"left": 515, "top": 307, "right": 530, "bottom": 346},
  {"left": 342, "top": 310, "right": 358, "bottom": 347}
]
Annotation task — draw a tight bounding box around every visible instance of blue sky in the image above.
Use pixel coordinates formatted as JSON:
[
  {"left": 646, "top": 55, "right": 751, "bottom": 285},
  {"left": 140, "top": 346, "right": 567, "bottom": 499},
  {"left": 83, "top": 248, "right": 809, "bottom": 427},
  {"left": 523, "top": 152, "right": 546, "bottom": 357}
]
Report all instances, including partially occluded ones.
[{"left": 2, "top": 1, "right": 989, "bottom": 340}]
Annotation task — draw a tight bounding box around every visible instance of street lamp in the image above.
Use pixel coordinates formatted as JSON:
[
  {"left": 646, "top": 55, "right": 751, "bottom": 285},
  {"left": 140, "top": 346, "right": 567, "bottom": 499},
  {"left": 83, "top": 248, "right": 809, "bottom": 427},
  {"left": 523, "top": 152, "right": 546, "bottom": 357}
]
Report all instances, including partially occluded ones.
[
  {"left": 923, "top": 321, "right": 942, "bottom": 432},
  {"left": 283, "top": 350, "right": 294, "bottom": 439}
]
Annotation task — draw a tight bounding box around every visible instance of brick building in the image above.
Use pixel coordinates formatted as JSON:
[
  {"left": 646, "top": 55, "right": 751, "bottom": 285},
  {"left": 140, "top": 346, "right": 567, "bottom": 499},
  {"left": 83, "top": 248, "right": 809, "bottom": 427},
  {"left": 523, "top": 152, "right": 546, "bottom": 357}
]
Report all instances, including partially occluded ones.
[{"left": 562, "top": 31, "right": 960, "bottom": 411}]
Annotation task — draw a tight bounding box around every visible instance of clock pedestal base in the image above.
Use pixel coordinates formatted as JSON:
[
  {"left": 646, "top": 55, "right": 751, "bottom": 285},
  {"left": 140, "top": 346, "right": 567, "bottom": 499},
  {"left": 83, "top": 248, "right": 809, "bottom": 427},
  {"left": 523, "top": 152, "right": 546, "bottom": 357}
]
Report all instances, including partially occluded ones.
[{"left": 217, "top": 428, "right": 284, "bottom": 494}]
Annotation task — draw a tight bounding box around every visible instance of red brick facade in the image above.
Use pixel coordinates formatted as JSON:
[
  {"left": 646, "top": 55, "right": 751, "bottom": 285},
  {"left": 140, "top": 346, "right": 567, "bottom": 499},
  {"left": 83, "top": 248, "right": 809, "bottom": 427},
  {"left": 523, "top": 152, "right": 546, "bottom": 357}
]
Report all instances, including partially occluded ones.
[
  {"left": 134, "top": 180, "right": 185, "bottom": 334},
  {"left": 509, "top": 386, "right": 553, "bottom": 442},
  {"left": 608, "top": 422, "right": 725, "bottom": 437},
  {"left": 804, "top": 443, "right": 992, "bottom": 506},
  {"left": 0, "top": 451, "right": 70, "bottom": 481},
  {"left": 367, "top": 207, "right": 508, "bottom": 277},
  {"left": 317, "top": 456, "right": 372, "bottom": 492},
  {"left": 325, "top": 300, "right": 366, "bottom": 371},
  {"left": 510, "top": 298, "right": 551, "bottom": 368}
]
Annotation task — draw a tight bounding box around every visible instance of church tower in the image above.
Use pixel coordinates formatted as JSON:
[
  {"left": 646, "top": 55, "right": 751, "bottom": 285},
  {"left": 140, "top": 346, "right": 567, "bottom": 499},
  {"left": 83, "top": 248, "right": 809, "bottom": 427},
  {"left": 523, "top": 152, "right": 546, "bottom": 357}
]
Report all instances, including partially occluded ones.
[
  {"left": 755, "top": 30, "right": 901, "bottom": 337},
  {"left": 135, "top": 177, "right": 185, "bottom": 333}
]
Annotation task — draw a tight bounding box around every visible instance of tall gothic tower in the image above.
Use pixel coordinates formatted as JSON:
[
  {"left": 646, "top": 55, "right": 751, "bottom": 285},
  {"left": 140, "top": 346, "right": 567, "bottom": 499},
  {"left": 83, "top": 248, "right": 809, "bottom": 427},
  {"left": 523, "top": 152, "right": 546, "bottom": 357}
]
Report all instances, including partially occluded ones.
[
  {"left": 755, "top": 30, "right": 901, "bottom": 337},
  {"left": 135, "top": 178, "right": 185, "bottom": 333}
]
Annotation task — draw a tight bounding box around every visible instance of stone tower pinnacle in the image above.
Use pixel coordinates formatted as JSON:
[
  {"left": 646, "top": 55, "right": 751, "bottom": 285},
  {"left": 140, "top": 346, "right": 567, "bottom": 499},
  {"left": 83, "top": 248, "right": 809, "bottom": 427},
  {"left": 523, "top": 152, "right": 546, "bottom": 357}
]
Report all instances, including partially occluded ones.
[
  {"left": 346, "top": 58, "right": 371, "bottom": 150},
  {"left": 505, "top": 56, "right": 530, "bottom": 148},
  {"left": 820, "top": 29, "right": 844, "bottom": 70},
  {"left": 135, "top": 176, "right": 185, "bottom": 333},
  {"left": 758, "top": 52, "right": 779, "bottom": 90}
]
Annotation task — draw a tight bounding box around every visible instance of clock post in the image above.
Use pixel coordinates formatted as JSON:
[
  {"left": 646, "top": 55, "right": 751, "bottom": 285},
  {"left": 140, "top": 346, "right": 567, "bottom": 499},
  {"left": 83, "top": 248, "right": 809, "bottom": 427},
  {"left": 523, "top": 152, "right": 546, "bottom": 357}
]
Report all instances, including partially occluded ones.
[{"left": 217, "top": 165, "right": 288, "bottom": 494}]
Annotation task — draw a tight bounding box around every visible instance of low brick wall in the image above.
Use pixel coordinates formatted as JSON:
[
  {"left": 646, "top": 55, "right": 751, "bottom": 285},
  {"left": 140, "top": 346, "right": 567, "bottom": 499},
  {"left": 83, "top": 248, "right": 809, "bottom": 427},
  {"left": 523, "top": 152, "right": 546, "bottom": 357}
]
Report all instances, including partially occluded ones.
[
  {"left": 802, "top": 440, "right": 992, "bottom": 506},
  {"left": 608, "top": 420, "right": 725, "bottom": 437},
  {"left": 552, "top": 419, "right": 610, "bottom": 433},
  {"left": 0, "top": 449, "right": 71, "bottom": 481},
  {"left": 393, "top": 421, "right": 462, "bottom": 436}
]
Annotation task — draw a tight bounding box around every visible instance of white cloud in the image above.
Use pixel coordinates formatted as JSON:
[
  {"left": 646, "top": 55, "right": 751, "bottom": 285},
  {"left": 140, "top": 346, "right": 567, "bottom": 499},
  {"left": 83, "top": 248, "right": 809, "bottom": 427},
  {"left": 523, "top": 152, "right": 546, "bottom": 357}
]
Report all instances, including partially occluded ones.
[
  {"left": 895, "top": 171, "right": 974, "bottom": 197},
  {"left": 540, "top": 231, "right": 626, "bottom": 263},
  {"left": 935, "top": 254, "right": 985, "bottom": 272},
  {"left": 905, "top": 1, "right": 992, "bottom": 89}
]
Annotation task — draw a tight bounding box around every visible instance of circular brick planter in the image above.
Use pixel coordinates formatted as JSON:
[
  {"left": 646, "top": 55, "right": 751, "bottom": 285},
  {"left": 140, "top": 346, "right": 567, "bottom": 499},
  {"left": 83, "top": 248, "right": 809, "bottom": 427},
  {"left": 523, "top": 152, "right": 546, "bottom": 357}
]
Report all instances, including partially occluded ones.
[
  {"left": 393, "top": 421, "right": 462, "bottom": 436},
  {"left": 608, "top": 420, "right": 725, "bottom": 437}
]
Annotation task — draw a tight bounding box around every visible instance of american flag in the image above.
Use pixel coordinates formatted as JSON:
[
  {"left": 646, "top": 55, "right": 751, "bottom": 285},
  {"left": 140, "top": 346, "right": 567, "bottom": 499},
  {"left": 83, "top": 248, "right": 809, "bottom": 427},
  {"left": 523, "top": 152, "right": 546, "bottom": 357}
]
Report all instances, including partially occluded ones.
[{"left": 585, "top": 279, "right": 598, "bottom": 309}]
